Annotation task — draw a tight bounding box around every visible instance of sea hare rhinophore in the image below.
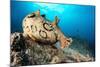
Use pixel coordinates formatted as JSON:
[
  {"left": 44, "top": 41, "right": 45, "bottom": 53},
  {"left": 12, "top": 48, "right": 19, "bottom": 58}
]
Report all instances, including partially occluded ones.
[{"left": 22, "top": 10, "right": 72, "bottom": 48}]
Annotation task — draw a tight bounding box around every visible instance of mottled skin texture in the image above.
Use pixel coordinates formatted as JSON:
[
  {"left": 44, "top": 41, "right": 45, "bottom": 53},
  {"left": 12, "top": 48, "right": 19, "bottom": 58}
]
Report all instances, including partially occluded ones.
[{"left": 22, "top": 10, "right": 72, "bottom": 48}]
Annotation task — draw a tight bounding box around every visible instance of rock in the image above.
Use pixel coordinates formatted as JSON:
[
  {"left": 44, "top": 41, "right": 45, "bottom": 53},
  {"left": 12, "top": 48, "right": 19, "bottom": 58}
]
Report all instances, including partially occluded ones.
[
  {"left": 10, "top": 32, "right": 66, "bottom": 66},
  {"left": 10, "top": 32, "right": 94, "bottom": 67}
]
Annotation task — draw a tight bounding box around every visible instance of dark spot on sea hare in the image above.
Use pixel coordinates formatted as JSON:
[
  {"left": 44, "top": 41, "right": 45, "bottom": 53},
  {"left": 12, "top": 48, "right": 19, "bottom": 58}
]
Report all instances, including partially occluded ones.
[{"left": 28, "top": 14, "right": 36, "bottom": 18}]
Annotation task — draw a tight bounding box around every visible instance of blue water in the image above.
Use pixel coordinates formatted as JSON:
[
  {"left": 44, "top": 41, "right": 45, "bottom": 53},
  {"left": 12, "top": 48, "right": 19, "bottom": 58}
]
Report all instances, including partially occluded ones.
[{"left": 11, "top": 1, "right": 95, "bottom": 49}]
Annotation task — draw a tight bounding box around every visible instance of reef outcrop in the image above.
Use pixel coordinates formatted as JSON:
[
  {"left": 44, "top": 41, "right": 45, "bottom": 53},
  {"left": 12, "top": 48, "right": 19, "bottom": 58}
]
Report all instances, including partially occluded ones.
[{"left": 10, "top": 32, "right": 94, "bottom": 66}]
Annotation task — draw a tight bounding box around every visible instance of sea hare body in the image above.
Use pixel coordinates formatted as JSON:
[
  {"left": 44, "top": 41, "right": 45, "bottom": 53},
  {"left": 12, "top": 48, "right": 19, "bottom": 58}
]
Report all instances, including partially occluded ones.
[{"left": 23, "top": 10, "right": 72, "bottom": 48}]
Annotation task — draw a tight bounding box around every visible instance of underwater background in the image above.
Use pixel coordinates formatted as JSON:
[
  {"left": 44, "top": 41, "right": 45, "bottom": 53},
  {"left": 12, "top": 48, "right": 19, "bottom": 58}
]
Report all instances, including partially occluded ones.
[{"left": 11, "top": 1, "right": 95, "bottom": 56}]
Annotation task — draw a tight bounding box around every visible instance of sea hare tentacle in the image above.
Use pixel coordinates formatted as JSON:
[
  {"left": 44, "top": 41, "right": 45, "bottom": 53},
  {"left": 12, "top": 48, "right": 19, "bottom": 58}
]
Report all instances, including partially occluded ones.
[
  {"left": 52, "top": 16, "right": 60, "bottom": 27},
  {"left": 35, "top": 10, "right": 40, "bottom": 16}
]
